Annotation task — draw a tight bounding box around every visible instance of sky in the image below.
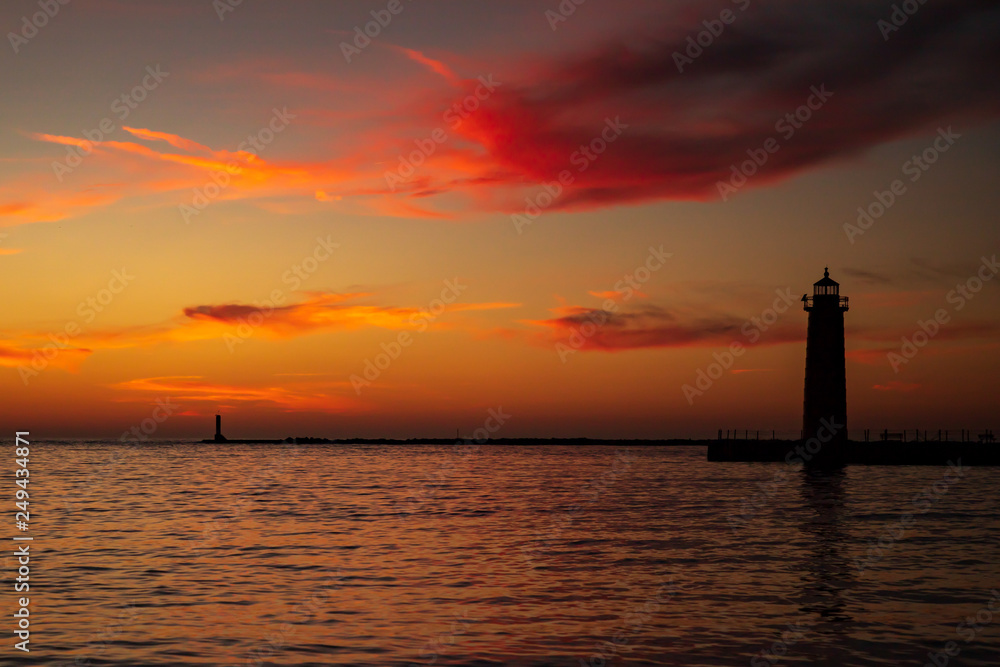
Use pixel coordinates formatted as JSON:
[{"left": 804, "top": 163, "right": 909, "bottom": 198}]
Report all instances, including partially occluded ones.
[{"left": 1, "top": 0, "right": 998, "bottom": 439}]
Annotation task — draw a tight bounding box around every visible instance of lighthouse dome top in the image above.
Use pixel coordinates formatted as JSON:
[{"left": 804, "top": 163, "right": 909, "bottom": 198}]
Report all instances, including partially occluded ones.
[{"left": 813, "top": 267, "right": 840, "bottom": 295}]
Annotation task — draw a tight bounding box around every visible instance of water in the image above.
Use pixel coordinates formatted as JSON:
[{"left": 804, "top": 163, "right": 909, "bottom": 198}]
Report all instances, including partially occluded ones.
[{"left": 19, "top": 442, "right": 1000, "bottom": 665}]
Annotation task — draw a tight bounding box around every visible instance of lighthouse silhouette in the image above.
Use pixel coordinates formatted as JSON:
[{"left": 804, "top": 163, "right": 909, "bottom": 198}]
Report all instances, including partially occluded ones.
[{"left": 801, "top": 268, "right": 849, "bottom": 454}]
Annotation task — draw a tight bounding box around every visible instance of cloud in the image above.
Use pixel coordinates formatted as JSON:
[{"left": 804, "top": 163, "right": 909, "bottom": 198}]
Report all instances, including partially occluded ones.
[
  {"left": 435, "top": 0, "right": 1000, "bottom": 211},
  {"left": 847, "top": 324, "right": 1000, "bottom": 366},
  {"left": 852, "top": 290, "right": 940, "bottom": 308},
  {"left": 121, "top": 126, "right": 218, "bottom": 154},
  {"left": 392, "top": 46, "right": 464, "bottom": 87},
  {"left": 112, "top": 376, "right": 361, "bottom": 413},
  {"left": 0, "top": 180, "right": 122, "bottom": 225},
  {"left": 588, "top": 289, "right": 648, "bottom": 301},
  {"left": 4, "top": 125, "right": 366, "bottom": 225},
  {"left": 846, "top": 347, "right": 894, "bottom": 366},
  {"left": 524, "top": 302, "right": 803, "bottom": 352},
  {"left": 853, "top": 320, "right": 1000, "bottom": 344},
  {"left": 2, "top": 292, "right": 521, "bottom": 361},
  {"left": 0, "top": 341, "right": 91, "bottom": 372},
  {"left": 873, "top": 381, "right": 921, "bottom": 392},
  {"left": 841, "top": 268, "right": 895, "bottom": 286},
  {"left": 183, "top": 292, "right": 519, "bottom": 337},
  {"left": 843, "top": 258, "right": 980, "bottom": 289},
  {"left": 4, "top": 1, "right": 997, "bottom": 224}
]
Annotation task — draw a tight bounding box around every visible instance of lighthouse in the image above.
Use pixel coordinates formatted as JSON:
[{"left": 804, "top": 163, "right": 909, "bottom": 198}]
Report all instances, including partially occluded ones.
[
  {"left": 802, "top": 268, "right": 849, "bottom": 453},
  {"left": 214, "top": 414, "right": 227, "bottom": 442}
]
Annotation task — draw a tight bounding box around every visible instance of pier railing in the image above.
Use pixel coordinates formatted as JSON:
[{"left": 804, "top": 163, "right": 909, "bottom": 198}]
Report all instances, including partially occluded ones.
[
  {"left": 801, "top": 295, "right": 849, "bottom": 311},
  {"left": 715, "top": 428, "right": 996, "bottom": 443},
  {"left": 866, "top": 428, "right": 995, "bottom": 443}
]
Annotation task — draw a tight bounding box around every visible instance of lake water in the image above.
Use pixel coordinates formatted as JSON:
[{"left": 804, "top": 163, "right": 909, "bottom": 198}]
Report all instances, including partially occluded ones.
[{"left": 20, "top": 442, "right": 1000, "bottom": 665}]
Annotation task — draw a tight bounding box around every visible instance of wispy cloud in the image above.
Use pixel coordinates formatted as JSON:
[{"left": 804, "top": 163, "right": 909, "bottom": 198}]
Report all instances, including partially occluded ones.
[
  {"left": 4, "top": 1, "right": 995, "bottom": 225},
  {"left": 3, "top": 292, "right": 520, "bottom": 365},
  {"left": 873, "top": 381, "right": 921, "bottom": 392},
  {"left": 523, "top": 302, "right": 800, "bottom": 352},
  {"left": 111, "top": 375, "right": 361, "bottom": 413}
]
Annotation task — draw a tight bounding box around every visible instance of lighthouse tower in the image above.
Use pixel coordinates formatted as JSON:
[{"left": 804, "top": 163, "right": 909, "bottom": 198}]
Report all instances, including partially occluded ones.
[
  {"left": 214, "top": 414, "right": 227, "bottom": 442},
  {"left": 802, "top": 268, "right": 849, "bottom": 450}
]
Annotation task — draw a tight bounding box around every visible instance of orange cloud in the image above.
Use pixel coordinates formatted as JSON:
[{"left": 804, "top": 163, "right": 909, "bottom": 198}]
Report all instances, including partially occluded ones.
[
  {"left": 0, "top": 341, "right": 91, "bottom": 372},
  {"left": 393, "top": 46, "right": 463, "bottom": 86},
  {"left": 183, "top": 292, "right": 518, "bottom": 338},
  {"left": 4, "top": 292, "right": 521, "bottom": 360},
  {"left": 112, "top": 376, "right": 361, "bottom": 413},
  {"left": 3, "top": 125, "right": 368, "bottom": 226},
  {"left": 121, "top": 126, "right": 216, "bottom": 154},
  {"left": 5, "top": 0, "right": 1000, "bottom": 228},
  {"left": 0, "top": 183, "right": 122, "bottom": 225}
]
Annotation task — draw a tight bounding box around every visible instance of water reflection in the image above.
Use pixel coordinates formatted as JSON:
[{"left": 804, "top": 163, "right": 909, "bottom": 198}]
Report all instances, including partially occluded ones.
[
  {"left": 29, "top": 443, "right": 1000, "bottom": 666},
  {"left": 797, "top": 466, "right": 853, "bottom": 625}
]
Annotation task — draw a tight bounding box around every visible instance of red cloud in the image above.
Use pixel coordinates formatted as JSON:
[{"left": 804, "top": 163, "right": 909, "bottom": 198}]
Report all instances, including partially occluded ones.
[
  {"left": 389, "top": 0, "right": 1000, "bottom": 213},
  {"left": 3, "top": 1, "right": 997, "bottom": 225}
]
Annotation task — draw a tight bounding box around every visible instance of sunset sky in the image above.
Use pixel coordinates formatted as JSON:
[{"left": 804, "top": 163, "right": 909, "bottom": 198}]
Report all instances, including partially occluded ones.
[{"left": 2, "top": 0, "right": 998, "bottom": 439}]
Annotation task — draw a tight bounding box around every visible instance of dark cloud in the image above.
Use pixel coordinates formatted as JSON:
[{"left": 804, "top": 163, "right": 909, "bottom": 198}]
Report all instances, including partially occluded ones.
[
  {"left": 843, "top": 257, "right": 984, "bottom": 287},
  {"left": 841, "top": 268, "right": 895, "bottom": 285},
  {"left": 530, "top": 304, "right": 803, "bottom": 351},
  {"left": 184, "top": 304, "right": 274, "bottom": 322},
  {"left": 454, "top": 0, "right": 1000, "bottom": 210}
]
